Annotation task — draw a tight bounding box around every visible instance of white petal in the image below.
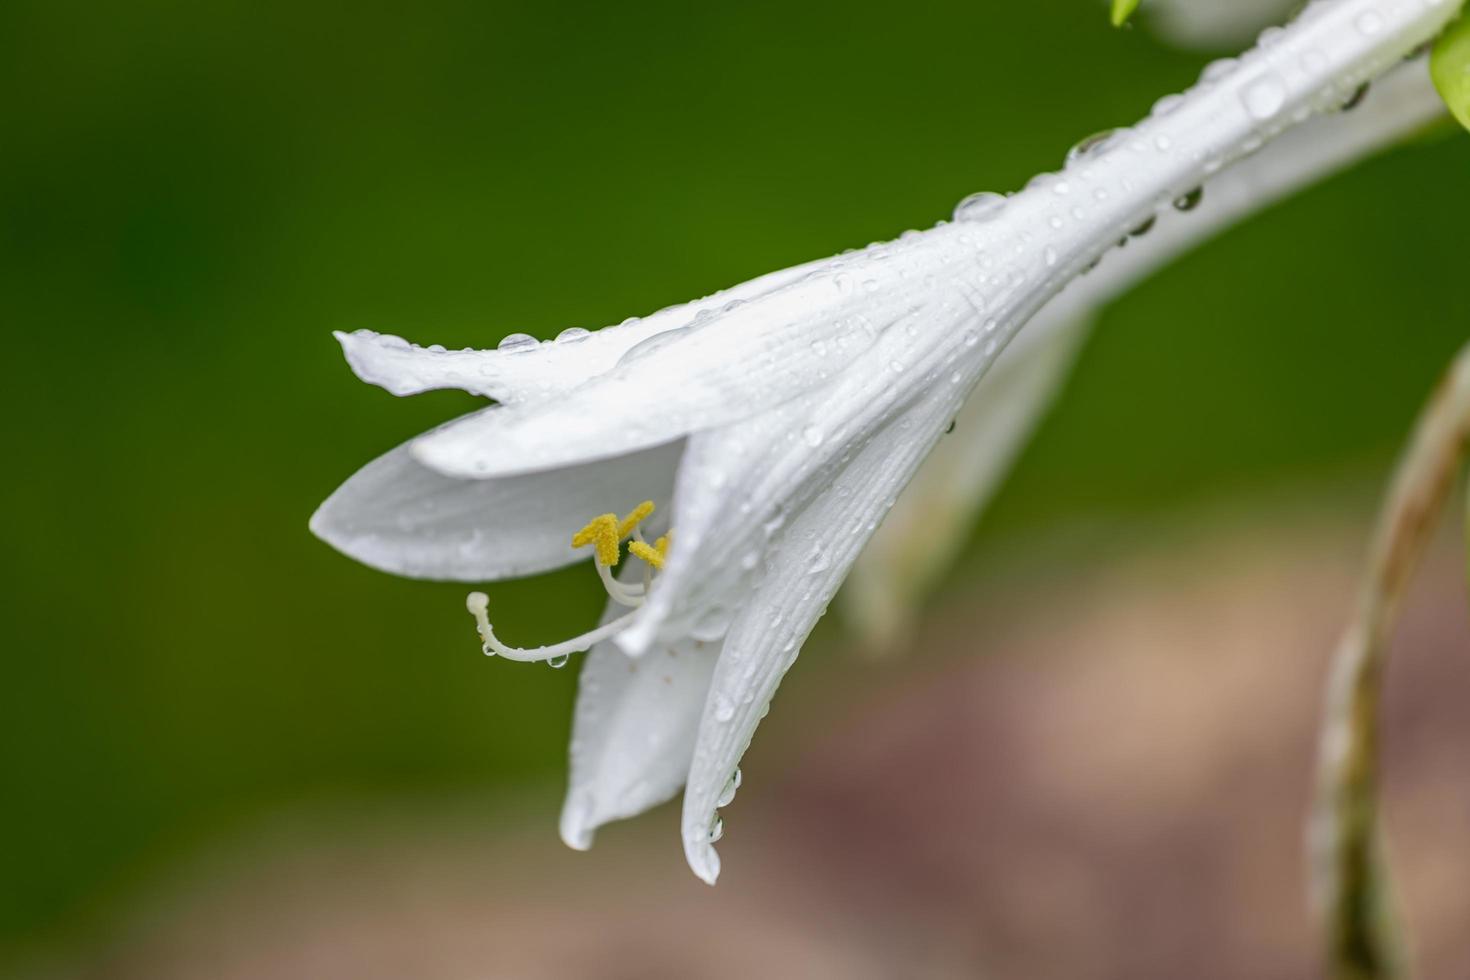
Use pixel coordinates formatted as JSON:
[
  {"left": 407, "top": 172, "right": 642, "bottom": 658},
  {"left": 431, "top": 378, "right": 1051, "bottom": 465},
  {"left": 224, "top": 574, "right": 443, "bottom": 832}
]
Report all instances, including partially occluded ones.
[
  {"left": 334, "top": 257, "right": 834, "bottom": 405},
  {"left": 845, "top": 313, "right": 1090, "bottom": 649},
  {"left": 679, "top": 381, "right": 965, "bottom": 884},
  {"left": 616, "top": 280, "right": 982, "bottom": 657},
  {"left": 559, "top": 628, "right": 719, "bottom": 850},
  {"left": 410, "top": 231, "right": 974, "bottom": 478},
  {"left": 844, "top": 58, "right": 1447, "bottom": 648},
  {"left": 310, "top": 434, "right": 681, "bottom": 581},
  {"left": 412, "top": 2, "right": 1454, "bottom": 483}
]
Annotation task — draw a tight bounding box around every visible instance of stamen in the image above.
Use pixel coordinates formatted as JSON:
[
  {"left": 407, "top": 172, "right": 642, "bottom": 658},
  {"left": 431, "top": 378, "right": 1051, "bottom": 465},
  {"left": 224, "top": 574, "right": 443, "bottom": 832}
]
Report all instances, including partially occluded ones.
[
  {"left": 594, "top": 558, "right": 646, "bottom": 607},
  {"left": 571, "top": 513, "right": 621, "bottom": 566},
  {"left": 466, "top": 500, "right": 669, "bottom": 667},
  {"left": 629, "top": 536, "right": 668, "bottom": 570},
  {"left": 618, "top": 500, "right": 655, "bottom": 539},
  {"left": 569, "top": 500, "right": 658, "bottom": 567},
  {"left": 466, "top": 590, "right": 637, "bottom": 662}
]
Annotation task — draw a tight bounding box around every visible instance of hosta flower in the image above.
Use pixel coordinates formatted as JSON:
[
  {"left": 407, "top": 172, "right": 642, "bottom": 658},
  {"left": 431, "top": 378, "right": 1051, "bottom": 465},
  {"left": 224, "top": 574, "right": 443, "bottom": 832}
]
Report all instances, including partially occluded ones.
[
  {"left": 846, "top": 60, "right": 1447, "bottom": 648},
  {"left": 312, "top": 0, "right": 1459, "bottom": 884}
]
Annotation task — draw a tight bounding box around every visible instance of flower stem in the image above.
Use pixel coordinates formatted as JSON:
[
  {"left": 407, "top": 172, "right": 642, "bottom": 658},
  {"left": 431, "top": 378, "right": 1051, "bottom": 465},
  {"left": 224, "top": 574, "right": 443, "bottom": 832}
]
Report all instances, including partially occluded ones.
[{"left": 1311, "top": 341, "right": 1470, "bottom": 979}]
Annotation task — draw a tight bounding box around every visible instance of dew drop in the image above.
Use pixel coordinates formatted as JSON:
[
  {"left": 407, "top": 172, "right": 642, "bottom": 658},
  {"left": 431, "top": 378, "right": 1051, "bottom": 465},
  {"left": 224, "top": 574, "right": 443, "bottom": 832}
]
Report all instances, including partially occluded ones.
[
  {"left": 953, "top": 191, "right": 1007, "bottom": 223},
  {"left": 1065, "top": 128, "right": 1122, "bottom": 166},
  {"left": 1150, "top": 94, "right": 1184, "bottom": 117},
  {"left": 807, "top": 544, "right": 831, "bottom": 575},
  {"left": 708, "top": 815, "right": 724, "bottom": 843},
  {"left": 1339, "top": 82, "right": 1369, "bottom": 111},
  {"left": 555, "top": 327, "right": 590, "bottom": 343},
  {"left": 717, "top": 768, "right": 743, "bottom": 808},
  {"left": 1355, "top": 10, "right": 1383, "bottom": 35},
  {"left": 801, "top": 425, "right": 824, "bottom": 447},
  {"left": 1201, "top": 57, "right": 1238, "bottom": 84},
  {"left": 496, "top": 332, "right": 539, "bottom": 353},
  {"left": 616, "top": 327, "right": 687, "bottom": 367},
  {"left": 1043, "top": 245, "right": 1058, "bottom": 267},
  {"left": 547, "top": 654, "right": 570, "bottom": 669},
  {"left": 1241, "top": 73, "right": 1287, "bottom": 120},
  {"left": 714, "top": 696, "right": 735, "bottom": 723},
  {"left": 1129, "top": 215, "right": 1156, "bottom": 237},
  {"left": 1172, "top": 187, "right": 1203, "bottom": 212}
]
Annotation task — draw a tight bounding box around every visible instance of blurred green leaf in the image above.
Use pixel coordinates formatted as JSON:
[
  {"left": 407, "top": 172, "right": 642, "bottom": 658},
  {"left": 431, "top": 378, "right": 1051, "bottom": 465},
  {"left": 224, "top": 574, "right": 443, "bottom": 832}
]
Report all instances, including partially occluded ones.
[
  {"left": 1111, "top": 0, "right": 1142, "bottom": 27},
  {"left": 1431, "top": 10, "right": 1470, "bottom": 131}
]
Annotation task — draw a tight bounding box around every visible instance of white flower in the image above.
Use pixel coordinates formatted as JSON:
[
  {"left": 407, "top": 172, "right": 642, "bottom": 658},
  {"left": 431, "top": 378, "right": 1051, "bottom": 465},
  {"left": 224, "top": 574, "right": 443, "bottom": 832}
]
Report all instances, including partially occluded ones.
[
  {"left": 846, "top": 60, "right": 1448, "bottom": 649},
  {"left": 312, "top": 0, "right": 1458, "bottom": 884}
]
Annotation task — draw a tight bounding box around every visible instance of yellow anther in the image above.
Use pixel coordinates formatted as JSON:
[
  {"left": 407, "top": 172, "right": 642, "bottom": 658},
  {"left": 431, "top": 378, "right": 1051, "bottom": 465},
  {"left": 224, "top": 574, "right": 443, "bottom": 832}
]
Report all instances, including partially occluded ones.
[
  {"left": 571, "top": 513, "right": 621, "bottom": 566},
  {"left": 629, "top": 535, "right": 668, "bottom": 570},
  {"left": 571, "top": 501, "right": 657, "bottom": 567},
  {"left": 618, "top": 500, "right": 656, "bottom": 539}
]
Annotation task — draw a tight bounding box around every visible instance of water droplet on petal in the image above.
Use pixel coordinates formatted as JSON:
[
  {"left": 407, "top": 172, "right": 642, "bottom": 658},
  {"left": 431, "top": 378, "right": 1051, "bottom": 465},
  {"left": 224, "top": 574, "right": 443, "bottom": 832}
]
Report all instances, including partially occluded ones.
[
  {"left": 714, "top": 696, "right": 735, "bottom": 723},
  {"left": 1066, "top": 129, "right": 1122, "bottom": 166},
  {"left": 718, "top": 768, "right": 742, "bottom": 807},
  {"left": 952, "top": 191, "right": 1007, "bottom": 223},
  {"left": 1241, "top": 73, "right": 1287, "bottom": 120},
  {"left": 708, "top": 815, "right": 724, "bottom": 843},
  {"left": 496, "top": 332, "right": 539, "bottom": 353},
  {"left": 555, "top": 327, "right": 590, "bottom": 343},
  {"left": 802, "top": 425, "right": 824, "bottom": 447},
  {"left": 616, "top": 327, "right": 687, "bottom": 368},
  {"left": 1172, "top": 187, "right": 1203, "bottom": 212},
  {"left": 1339, "top": 82, "right": 1369, "bottom": 111}
]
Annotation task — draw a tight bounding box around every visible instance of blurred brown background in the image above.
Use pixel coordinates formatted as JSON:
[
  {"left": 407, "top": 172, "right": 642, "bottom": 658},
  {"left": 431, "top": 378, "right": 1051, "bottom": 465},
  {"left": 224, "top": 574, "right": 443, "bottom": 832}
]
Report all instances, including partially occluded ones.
[{"left": 22, "top": 508, "right": 1470, "bottom": 979}]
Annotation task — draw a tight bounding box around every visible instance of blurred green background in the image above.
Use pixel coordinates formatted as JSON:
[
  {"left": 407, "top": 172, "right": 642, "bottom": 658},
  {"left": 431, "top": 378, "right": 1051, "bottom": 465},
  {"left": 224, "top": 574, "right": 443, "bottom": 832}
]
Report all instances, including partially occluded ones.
[{"left": 2, "top": 0, "right": 1466, "bottom": 969}]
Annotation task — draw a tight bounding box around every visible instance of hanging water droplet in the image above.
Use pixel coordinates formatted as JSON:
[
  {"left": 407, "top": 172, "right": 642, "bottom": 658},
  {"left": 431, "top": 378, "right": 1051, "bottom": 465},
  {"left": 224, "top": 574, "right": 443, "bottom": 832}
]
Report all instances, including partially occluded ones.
[
  {"left": 1172, "top": 187, "right": 1203, "bottom": 212},
  {"left": 944, "top": 419, "right": 957, "bottom": 434},
  {"left": 708, "top": 815, "right": 724, "bottom": 843},
  {"left": 547, "top": 653, "right": 570, "bottom": 669},
  {"left": 718, "top": 768, "right": 742, "bottom": 808},
  {"left": 1339, "top": 82, "right": 1369, "bottom": 111},
  {"left": 496, "top": 332, "right": 539, "bottom": 353},
  {"left": 555, "top": 327, "right": 591, "bottom": 343},
  {"left": 1129, "top": 215, "right": 1156, "bottom": 237},
  {"left": 952, "top": 191, "right": 1007, "bottom": 223}
]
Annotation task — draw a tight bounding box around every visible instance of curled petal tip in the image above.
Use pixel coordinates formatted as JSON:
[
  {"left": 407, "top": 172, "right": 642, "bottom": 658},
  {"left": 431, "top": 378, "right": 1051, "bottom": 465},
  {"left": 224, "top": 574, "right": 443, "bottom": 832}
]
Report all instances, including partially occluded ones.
[{"left": 683, "top": 839, "right": 721, "bottom": 886}]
